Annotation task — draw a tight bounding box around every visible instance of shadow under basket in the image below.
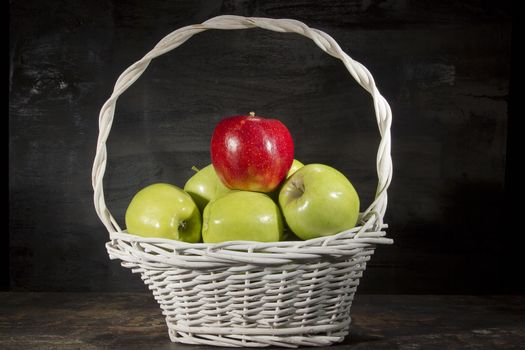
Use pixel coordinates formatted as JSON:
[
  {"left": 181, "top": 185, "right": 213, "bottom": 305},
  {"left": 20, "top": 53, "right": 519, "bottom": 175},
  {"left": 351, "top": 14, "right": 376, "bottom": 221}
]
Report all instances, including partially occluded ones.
[{"left": 93, "top": 15, "right": 393, "bottom": 348}]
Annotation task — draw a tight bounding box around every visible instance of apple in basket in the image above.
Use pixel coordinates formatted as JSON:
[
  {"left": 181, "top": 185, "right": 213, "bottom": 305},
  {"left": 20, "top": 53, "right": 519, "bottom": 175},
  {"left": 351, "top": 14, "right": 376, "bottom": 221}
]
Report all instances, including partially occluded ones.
[
  {"left": 125, "top": 183, "right": 201, "bottom": 243},
  {"left": 279, "top": 164, "right": 360, "bottom": 240},
  {"left": 287, "top": 159, "right": 305, "bottom": 178},
  {"left": 202, "top": 191, "right": 283, "bottom": 243},
  {"left": 268, "top": 158, "right": 304, "bottom": 201},
  {"left": 184, "top": 164, "right": 231, "bottom": 213},
  {"left": 211, "top": 112, "right": 294, "bottom": 192}
]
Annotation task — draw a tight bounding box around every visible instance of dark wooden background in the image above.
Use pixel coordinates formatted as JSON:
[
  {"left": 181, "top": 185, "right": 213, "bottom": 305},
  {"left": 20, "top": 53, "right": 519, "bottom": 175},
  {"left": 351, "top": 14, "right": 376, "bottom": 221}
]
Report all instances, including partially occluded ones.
[{"left": 8, "top": 0, "right": 519, "bottom": 293}]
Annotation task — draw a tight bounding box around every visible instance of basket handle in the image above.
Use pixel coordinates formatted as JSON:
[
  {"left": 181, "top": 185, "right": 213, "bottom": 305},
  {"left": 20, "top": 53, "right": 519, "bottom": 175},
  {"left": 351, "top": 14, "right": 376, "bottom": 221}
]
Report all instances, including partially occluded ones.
[{"left": 92, "top": 15, "right": 393, "bottom": 235}]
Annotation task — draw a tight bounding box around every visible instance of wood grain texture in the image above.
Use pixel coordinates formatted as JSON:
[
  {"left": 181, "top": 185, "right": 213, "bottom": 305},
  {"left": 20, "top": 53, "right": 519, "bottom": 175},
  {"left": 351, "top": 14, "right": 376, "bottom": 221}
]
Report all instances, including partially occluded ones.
[
  {"left": 8, "top": 0, "right": 516, "bottom": 293},
  {"left": 1, "top": 293, "right": 524, "bottom": 349}
]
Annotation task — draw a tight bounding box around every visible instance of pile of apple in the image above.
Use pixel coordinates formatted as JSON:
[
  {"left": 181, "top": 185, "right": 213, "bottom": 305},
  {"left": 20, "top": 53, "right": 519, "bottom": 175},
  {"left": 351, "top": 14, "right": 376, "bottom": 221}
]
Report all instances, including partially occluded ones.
[{"left": 125, "top": 112, "right": 360, "bottom": 243}]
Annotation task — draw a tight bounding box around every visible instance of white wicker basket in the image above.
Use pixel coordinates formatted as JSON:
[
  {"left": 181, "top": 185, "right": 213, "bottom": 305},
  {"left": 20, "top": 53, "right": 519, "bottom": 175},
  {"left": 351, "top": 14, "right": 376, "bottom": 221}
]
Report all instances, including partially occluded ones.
[{"left": 92, "top": 15, "right": 393, "bottom": 348}]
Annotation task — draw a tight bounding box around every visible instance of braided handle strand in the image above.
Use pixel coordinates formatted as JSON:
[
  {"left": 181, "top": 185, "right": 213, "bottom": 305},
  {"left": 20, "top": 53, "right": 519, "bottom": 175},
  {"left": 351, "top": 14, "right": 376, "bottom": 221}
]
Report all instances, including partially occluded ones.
[{"left": 92, "top": 15, "right": 393, "bottom": 235}]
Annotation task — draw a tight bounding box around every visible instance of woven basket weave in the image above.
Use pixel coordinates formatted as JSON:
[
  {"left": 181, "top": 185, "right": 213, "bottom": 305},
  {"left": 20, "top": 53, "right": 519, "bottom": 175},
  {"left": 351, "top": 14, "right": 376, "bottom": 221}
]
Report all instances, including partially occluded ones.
[{"left": 92, "top": 15, "right": 393, "bottom": 348}]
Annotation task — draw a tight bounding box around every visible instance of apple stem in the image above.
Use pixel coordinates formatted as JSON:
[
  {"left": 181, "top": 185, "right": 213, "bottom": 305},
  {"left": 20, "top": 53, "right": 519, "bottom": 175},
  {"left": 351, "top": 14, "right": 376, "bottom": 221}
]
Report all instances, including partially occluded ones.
[
  {"left": 191, "top": 166, "right": 200, "bottom": 173},
  {"left": 291, "top": 180, "right": 305, "bottom": 194},
  {"left": 249, "top": 111, "right": 255, "bottom": 117}
]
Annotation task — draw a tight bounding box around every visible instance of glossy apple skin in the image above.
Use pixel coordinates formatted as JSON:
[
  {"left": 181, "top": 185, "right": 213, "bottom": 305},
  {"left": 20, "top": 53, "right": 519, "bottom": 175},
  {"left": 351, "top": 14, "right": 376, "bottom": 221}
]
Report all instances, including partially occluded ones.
[
  {"left": 286, "top": 159, "right": 304, "bottom": 179},
  {"left": 211, "top": 114, "right": 294, "bottom": 192},
  {"left": 125, "top": 183, "right": 201, "bottom": 243},
  {"left": 268, "top": 159, "right": 304, "bottom": 201},
  {"left": 184, "top": 164, "right": 231, "bottom": 213},
  {"left": 202, "top": 191, "right": 283, "bottom": 243},
  {"left": 279, "top": 164, "right": 360, "bottom": 240}
]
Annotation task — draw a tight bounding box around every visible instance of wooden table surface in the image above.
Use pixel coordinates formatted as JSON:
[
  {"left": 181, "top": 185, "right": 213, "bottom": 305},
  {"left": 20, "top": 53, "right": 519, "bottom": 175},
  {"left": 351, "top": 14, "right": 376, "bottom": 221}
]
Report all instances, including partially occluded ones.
[{"left": 1, "top": 293, "right": 523, "bottom": 349}]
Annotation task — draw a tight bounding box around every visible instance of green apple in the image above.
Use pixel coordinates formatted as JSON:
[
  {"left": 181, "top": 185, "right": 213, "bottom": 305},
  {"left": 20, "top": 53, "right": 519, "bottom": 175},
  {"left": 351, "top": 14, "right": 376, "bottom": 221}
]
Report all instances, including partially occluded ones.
[
  {"left": 184, "top": 164, "right": 231, "bottom": 212},
  {"left": 202, "top": 191, "right": 283, "bottom": 243},
  {"left": 279, "top": 164, "right": 360, "bottom": 240},
  {"left": 269, "top": 159, "right": 304, "bottom": 201},
  {"left": 125, "top": 183, "right": 201, "bottom": 242},
  {"left": 286, "top": 159, "right": 305, "bottom": 179}
]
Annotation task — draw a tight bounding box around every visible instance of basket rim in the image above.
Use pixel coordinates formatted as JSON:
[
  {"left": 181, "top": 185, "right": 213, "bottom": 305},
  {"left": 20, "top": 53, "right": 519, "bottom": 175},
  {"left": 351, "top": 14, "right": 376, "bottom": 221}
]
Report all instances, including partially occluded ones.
[
  {"left": 106, "top": 215, "right": 392, "bottom": 268},
  {"left": 109, "top": 220, "right": 390, "bottom": 250},
  {"left": 109, "top": 226, "right": 391, "bottom": 249}
]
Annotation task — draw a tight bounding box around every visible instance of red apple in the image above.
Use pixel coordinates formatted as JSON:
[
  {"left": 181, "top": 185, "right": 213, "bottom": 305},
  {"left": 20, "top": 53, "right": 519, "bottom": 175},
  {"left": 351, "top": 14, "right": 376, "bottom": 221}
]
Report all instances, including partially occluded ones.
[{"left": 211, "top": 112, "right": 294, "bottom": 192}]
